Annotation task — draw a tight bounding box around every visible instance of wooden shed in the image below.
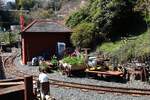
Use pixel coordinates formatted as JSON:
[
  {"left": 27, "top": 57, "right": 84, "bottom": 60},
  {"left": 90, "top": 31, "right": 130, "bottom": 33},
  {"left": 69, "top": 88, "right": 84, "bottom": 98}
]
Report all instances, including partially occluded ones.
[{"left": 21, "top": 20, "right": 72, "bottom": 65}]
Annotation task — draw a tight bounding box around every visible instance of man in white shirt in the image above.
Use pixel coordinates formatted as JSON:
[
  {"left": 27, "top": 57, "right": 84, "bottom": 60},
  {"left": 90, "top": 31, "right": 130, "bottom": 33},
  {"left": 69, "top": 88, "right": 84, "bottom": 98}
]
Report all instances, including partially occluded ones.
[{"left": 38, "top": 67, "right": 49, "bottom": 100}]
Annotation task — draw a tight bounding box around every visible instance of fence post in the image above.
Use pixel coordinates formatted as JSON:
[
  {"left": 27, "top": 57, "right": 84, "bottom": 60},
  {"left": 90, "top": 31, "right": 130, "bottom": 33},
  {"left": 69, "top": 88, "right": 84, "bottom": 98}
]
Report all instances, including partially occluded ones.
[{"left": 24, "top": 76, "right": 33, "bottom": 100}]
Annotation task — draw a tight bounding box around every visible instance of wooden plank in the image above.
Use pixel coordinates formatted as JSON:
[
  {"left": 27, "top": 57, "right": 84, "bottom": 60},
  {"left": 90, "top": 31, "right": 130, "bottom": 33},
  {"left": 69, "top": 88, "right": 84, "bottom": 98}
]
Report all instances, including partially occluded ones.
[
  {"left": 0, "top": 78, "right": 24, "bottom": 82},
  {"left": 0, "top": 81, "right": 24, "bottom": 86},
  {"left": 85, "top": 70, "right": 123, "bottom": 76},
  {"left": 0, "top": 85, "right": 24, "bottom": 95}
]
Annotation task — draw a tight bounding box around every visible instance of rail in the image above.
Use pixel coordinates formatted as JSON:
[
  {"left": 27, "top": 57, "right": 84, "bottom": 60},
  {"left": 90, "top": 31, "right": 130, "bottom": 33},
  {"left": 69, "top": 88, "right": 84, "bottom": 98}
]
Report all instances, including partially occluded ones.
[{"left": 3, "top": 51, "right": 150, "bottom": 96}]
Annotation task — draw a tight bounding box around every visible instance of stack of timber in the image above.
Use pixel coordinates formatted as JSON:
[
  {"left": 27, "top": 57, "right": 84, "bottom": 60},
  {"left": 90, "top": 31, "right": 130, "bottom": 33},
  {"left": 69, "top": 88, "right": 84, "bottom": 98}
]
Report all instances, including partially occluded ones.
[{"left": 0, "top": 76, "right": 33, "bottom": 100}]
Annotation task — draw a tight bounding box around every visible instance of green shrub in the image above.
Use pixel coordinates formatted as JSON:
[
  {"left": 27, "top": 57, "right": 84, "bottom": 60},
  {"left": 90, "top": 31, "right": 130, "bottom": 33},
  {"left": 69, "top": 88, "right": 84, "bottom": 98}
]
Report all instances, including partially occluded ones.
[
  {"left": 50, "top": 55, "right": 58, "bottom": 66},
  {"left": 65, "top": 8, "right": 89, "bottom": 28},
  {"left": 62, "top": 55, "right": 84, "bottom": 65},
  {"left": 71, "top": 22, "right": 95, "bottom": 47},
  {"left": 0, "top": 32, "right": 18, "bottom": 44}
]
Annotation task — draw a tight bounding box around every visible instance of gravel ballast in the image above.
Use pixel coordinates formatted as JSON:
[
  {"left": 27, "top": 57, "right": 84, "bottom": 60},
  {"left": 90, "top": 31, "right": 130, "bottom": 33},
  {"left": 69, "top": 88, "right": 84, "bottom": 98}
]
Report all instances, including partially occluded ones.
[
  {"left": 13, "top": 56, "right": 150, "bottom": 100},
  {"left": 50, "top": 86, "right": 150, "bottom": 100}
]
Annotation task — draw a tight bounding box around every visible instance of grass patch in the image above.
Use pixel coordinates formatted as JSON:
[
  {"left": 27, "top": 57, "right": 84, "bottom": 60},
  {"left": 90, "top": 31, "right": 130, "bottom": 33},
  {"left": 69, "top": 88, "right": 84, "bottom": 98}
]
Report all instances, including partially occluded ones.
[
  {"left": 96, "top": 30, "right": 150, "bottom": 63},
  {"left": 97, "top": 40, "right": 124, "bottom": 53}
]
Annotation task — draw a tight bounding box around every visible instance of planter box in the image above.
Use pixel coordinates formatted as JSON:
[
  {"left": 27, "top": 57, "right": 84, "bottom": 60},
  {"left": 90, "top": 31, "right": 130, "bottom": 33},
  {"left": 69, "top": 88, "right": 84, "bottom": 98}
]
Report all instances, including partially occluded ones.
[
  {"left": 59, "top": 61, "right": 87, "bottom": 76},
  {"left": 67, "top": 64, "right": 86, "bottom": 71}
]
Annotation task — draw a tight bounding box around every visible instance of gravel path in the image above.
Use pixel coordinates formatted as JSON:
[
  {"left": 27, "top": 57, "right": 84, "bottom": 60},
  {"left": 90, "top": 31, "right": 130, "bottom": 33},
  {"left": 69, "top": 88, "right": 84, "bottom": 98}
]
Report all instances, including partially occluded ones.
[
  {"left": 13, "top": 56, "right": 150, "bottom": 100},
  {"left": 14, "top": 56, "right": 150, "bottom": 89},
  {"left": 50, "top": 86, "right": 150, "bottom": 100}
]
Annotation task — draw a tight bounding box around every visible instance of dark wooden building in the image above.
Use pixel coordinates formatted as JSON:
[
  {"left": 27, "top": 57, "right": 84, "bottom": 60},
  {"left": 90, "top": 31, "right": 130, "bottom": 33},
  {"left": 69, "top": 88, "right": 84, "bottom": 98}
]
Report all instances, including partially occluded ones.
[{"left": 21, "top": 20, "right": 72, "bottom": 64}]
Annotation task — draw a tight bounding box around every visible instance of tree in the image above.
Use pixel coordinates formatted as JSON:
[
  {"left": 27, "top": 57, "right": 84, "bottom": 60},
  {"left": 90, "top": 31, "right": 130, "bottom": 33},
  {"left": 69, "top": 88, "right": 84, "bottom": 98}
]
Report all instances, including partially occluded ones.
[
  {"left": 134, "top": 0, "right": 150, "bottom": 27},
  {"left": 0, "top": 32, "right": 18, "bottom": 45},
  {"left": 15, "top": 0, "right": 36, "bottom": 10},
  {"left": 66, "top": 0, "right": 148, "bottom": 48},
  {"left": 65, "top": 8, "right": 89, "bottom": 28},
  {"left": 71, "top": 22, "right": 95, "bottom": 47},
  {"left": 88, "top": 0, "right": 140, "bottom": 38}
]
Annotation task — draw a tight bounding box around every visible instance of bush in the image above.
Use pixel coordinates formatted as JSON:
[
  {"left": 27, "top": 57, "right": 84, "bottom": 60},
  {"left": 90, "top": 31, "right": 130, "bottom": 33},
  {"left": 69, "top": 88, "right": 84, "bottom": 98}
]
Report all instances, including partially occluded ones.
[
  {"left": 65, "top": 8, "right": 89, "bottom": 28},
  {"left": 71, "top": 22, "right": 95, "bottom": 47},
  {"left": 66, "top": 0, "right": 149, "bottom": 45},
  {"left": 0, "top": 32, "right": 18, "bottom": 45}
]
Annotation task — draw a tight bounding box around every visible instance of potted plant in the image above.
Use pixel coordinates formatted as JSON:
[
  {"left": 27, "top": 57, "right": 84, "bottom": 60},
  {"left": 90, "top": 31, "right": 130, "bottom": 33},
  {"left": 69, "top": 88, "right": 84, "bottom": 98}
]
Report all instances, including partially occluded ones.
[
  {"left": 60, "top": 55, "right": 86, "bottom": 76},
  {"left": 50, "top": 55, "right": 58, "bottom": 68}
]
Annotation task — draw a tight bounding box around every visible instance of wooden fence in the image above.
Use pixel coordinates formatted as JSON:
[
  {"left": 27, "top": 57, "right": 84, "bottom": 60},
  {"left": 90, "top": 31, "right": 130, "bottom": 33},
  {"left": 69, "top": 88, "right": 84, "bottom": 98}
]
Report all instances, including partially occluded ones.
[{"left": 0, "top": 76, "right": 34, "bottom": 100}]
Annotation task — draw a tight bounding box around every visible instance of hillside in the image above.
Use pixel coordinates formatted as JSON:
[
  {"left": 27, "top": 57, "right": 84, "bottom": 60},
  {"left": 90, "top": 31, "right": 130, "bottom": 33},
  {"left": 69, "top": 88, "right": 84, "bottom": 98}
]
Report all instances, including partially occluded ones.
[
  {"left": 96, "top": 30, "right": 150, "bottom": 63},
  {"left": 65, "top": 0, "right": 150, "bottom": 63}
]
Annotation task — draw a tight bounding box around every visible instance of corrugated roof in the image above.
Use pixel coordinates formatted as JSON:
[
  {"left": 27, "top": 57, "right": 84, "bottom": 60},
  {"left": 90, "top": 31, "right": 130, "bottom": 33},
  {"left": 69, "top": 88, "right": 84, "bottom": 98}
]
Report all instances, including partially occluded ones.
[{"left": 22, "top": 20, "right": 72, "bottom": 33}]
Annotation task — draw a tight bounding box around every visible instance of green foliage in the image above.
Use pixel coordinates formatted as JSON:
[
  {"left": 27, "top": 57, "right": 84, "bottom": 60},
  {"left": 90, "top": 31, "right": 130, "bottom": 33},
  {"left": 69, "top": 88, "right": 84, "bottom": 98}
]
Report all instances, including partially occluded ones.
[
  {"left": 134, "top": 0, "right": 150, "bottom": 26},
  {"left": 50, "top": 55, "right": 58, "bottom": 66},
  {"left": 71, "top": 22, "right": 95, "bottom": 47},
  {"left": 65, "top": 8, "right": 89, "bottom": 28},
  {"left": 146, "top": 15, "right": 150, "bottom": 26},
  {"left": 97, "top": 30, "right": 150, "bottom": 63},
  {"left": 62, "top": 55, "right": 84, "bottom": 65},
  {"left": 66, "top": 0, "right": 149, "bottom": 48},
  {"left": 0, "top": 32, "right": 18, "bottom": 44},
  {"left": 97, "top": 41, "right": 122, "bottom": 53},
  {"left": 16, "top": 0, "right": 36, "bottom": 10}
]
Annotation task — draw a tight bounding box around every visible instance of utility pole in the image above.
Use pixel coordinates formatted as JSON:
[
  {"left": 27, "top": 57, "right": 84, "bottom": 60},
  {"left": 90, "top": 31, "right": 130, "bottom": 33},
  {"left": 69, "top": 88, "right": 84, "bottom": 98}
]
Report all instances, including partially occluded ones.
[{"left": 19, "top": 0, "right": 25, "bottom": 32}]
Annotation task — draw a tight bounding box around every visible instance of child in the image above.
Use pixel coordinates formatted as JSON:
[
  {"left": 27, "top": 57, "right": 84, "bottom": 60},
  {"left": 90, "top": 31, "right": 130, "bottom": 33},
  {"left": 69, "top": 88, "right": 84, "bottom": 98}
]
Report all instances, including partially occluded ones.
[{"left": 38, "top": 66, "right": 50, "bottom": 100}]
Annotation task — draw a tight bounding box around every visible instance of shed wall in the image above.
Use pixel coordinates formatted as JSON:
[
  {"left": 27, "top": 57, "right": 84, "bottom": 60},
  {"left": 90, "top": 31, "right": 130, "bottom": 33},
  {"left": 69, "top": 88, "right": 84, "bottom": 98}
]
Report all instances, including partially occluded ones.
[{"left": 21, "top": 32, "right": 70, "bottom": 64}]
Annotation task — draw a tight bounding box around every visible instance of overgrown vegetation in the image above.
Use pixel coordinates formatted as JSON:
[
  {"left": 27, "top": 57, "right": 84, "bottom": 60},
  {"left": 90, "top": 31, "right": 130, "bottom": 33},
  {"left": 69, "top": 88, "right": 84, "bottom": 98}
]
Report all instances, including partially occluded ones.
[
  {"left": 66, "top": 0, "right": 150, "bottom": 48},
  {"left": 0, "top": 0, "right": 150, "bottom": 64},
  {"left": 0, "top": 32, "right": 19, "bottom": 45},
  {"left": 97, "top": 30, "right": 150, "bottom": 63},
  {"left": 71, "top": 22, "right": 95, "bottom": 47},
  {"left": 66, "top": 0, "right": 150, "bottom": 63}
]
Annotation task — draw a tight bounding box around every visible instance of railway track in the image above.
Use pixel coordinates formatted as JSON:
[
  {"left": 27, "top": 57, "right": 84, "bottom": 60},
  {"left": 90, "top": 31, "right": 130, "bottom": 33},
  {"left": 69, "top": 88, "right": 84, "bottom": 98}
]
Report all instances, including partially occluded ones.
[
  {"left": 3, "top": 51, "right": 150, "bottom": 96},
  {"left": 50, "top": 79, "right": 150, "bottom": 96},
  {"left": 2, "top": 52, "right": 21, "bottom": 78}
]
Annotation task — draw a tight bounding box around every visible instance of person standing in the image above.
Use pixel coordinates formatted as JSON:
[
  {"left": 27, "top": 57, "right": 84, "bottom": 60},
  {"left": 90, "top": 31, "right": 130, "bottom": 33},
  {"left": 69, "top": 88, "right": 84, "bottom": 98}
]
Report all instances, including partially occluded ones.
[{"left": 38, "top": 67, "right": 50, "bottom": 100}]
